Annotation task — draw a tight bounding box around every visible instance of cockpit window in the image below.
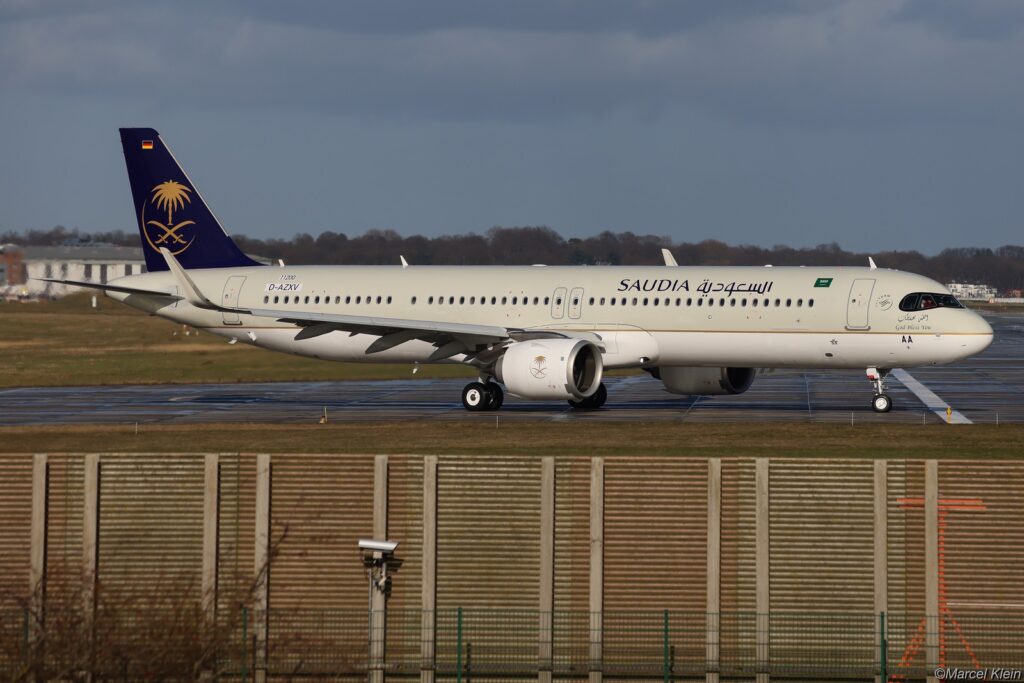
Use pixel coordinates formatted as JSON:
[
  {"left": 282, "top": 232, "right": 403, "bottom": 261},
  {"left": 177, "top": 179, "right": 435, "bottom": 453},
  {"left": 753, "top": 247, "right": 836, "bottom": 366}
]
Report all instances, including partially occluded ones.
[{"left": 899, "top": 292, "right": 964, "bottom": 311}]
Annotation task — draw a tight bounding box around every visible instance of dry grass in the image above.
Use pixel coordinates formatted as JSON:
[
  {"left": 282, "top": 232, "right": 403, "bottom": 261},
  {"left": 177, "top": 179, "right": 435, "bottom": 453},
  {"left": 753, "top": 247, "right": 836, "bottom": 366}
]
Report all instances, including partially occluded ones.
[
  {"left": 0, "top": 293, "right": 477, "bottom": 387},
  {"left": 0, "top": 422, "right": 1020, "bottom": 457}
]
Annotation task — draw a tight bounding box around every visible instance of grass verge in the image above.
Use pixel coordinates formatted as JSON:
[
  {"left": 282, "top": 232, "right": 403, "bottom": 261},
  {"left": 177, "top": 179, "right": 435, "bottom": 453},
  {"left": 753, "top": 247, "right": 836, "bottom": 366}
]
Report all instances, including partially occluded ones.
[{"left": 0, "top": 422, "right": 1020, "bottom": 457}]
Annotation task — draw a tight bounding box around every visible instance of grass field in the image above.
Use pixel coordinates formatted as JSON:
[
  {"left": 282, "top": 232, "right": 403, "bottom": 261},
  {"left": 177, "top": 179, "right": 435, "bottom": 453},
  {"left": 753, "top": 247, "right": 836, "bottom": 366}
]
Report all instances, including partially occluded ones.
[
  {"left": 0, "top": 422, "right": 1020, "bottom": 456},
  {"left": 0, "top": 292, "right": 479, "bottom": 387}
]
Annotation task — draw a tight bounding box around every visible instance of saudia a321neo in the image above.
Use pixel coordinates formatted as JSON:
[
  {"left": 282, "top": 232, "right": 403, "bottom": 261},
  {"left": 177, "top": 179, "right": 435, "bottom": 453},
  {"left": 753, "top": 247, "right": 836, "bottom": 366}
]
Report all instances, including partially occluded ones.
[{"left": 49, "top": 129, "right": 993, "bottom": 413}]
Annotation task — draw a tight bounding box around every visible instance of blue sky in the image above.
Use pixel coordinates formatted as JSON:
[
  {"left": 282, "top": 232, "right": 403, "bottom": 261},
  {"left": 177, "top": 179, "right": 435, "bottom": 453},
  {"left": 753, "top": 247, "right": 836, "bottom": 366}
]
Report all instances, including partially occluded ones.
[{"left": 2, "top": 0, "right": 1023, "bottom": 252}]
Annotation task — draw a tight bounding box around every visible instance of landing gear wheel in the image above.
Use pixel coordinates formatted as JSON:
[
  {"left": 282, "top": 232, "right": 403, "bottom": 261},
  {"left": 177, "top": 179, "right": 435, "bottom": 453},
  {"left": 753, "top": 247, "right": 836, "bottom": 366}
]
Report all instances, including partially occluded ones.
[
  {"left": 462, "top": 382, "right": 489, "bottom": 411},
  {"left": 484, "top": 383, "right": 504, "bottom": 411},
  {"left": 568, "top": 382, "right": 608, "bottom": 410},
  {"left": 866, "top": 367, "right": 893, "bottom": 414}
]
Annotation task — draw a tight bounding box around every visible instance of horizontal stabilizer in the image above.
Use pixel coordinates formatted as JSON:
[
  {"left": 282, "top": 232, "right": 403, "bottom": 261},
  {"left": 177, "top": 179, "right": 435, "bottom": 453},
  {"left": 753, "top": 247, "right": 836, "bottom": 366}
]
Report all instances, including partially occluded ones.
[{"left": 37, "top": 278, "right": 182, "bottom": 299}]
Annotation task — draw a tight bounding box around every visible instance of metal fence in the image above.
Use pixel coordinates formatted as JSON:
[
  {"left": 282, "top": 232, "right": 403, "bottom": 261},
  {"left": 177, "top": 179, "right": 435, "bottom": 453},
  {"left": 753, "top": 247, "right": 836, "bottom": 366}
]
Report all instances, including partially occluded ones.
[{"left": 3, "top": 608, "right": 1023, "bottom": 680}]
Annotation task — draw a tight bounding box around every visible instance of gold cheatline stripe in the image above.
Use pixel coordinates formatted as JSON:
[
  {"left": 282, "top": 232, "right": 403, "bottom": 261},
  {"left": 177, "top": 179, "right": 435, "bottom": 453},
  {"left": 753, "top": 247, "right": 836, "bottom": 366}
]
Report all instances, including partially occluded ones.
[{"left": 195, "top": 325, "right": 989, "bottom": 337}]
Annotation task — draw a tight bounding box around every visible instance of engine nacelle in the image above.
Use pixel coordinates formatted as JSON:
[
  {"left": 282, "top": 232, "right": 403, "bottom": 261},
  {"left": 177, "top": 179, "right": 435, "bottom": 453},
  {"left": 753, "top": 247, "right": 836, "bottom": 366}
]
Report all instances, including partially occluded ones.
[
  {"left": 496, "top": 339, "right": 603, "bottom": 400},
  {"left": 656, "top": 366, "right": 755, "bottom": 396}
]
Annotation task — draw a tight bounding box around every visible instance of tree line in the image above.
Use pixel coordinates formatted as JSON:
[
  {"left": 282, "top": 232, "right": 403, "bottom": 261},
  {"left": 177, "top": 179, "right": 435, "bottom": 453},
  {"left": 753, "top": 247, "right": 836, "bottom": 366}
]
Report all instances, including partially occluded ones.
[{"left": 5, "top": 224, "right": 1024, "bottom": 293}]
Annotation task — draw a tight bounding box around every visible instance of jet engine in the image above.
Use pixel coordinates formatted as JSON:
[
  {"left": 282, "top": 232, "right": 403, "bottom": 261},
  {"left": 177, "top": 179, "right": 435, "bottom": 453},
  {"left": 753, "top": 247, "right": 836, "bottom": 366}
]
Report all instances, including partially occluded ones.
[
  {"left": 655, "top": 366, "right": 755, "bottom": 396},
  {"left": 495, "top": 339, "right": 603, "bottom": 400}
]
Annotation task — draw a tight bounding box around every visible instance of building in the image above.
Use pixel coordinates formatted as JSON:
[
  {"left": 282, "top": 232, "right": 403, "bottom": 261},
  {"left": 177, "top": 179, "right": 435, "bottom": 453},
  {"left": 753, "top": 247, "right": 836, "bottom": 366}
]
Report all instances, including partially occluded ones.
[
  {"left": 0, "top": 243, "right": 146, "bottom": 299},
  {"left": 0, "top": 244, "right": 24, "bottom": 289},
  {"left": 946, "top": 281, "right": 998, "bottom": 301}
]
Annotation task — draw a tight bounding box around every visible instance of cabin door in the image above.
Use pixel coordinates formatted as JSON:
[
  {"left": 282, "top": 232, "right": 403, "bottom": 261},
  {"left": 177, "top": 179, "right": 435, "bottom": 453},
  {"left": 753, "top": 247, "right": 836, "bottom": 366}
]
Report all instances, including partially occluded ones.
[
  {"left": 221, "top": 275, "right": 246, "bottom": 325},
  {"left": 846, "top": 278, "right": 875, "bottom": 330}
]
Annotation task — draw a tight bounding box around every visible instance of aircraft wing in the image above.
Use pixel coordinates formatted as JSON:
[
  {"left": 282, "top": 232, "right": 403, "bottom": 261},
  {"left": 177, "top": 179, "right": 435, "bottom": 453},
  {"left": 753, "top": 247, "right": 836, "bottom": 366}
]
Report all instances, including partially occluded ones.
[
  {"left": 254, "top": 307, "right": 511, "bottom": 341},
  {"left": 37, "top": 278, "right": 183, "bottom": 299}
]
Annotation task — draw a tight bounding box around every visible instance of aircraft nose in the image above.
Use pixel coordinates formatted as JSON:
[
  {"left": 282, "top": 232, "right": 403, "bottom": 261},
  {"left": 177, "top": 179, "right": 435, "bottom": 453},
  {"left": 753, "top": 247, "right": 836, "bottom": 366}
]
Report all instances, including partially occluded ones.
[{"left": 962, "top": 310, "right": 993, "bottom": 355}]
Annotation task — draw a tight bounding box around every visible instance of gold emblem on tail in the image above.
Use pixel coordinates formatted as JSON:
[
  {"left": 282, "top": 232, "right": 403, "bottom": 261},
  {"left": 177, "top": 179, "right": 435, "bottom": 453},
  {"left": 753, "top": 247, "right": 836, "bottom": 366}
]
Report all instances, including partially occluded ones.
[{"left": 142, "top": 181, "right": 196, "bottom": 254}]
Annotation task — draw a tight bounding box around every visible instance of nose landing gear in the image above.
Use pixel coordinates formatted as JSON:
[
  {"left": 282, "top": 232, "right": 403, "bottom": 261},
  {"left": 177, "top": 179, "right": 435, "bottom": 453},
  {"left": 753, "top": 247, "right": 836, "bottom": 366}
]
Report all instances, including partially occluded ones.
[
  {"left": 867, "top": 367, "right": 893, "bottom": 413},
  {"left": 461, "top": 381, "right": 504, "bottom": 412}
]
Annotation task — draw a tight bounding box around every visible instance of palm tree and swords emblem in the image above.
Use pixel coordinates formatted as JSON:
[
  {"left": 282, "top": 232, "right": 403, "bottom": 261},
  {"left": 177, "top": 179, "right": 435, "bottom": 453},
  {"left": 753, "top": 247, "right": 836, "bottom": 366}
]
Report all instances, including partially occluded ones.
[{"left": 142, "top": 180, "right": 196, "bottom": 254}]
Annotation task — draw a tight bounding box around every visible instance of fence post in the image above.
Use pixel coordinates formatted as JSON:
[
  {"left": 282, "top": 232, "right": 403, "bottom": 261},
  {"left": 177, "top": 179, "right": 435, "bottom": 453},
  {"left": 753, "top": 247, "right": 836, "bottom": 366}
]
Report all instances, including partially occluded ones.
[
  {"left": 456, "top": 607, "right": 463, "bottom": 683},
  {"left": 22, "top": 607, "right": 29, "bottom": 668},
  {"left": 879, "top": 612, "right": 887, "bottom": 683},
  {"left": 241, "top": 607, "right": 248, "bottom": 683},
  {"left": 663, "top": 610, "right": 670, "bottom": 683}
]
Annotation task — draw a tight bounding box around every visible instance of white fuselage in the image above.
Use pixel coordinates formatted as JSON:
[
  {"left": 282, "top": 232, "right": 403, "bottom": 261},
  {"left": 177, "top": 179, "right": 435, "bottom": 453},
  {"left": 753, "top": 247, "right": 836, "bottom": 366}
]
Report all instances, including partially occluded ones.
[{"left": 106, "top": 264, "right": 993, "bottom": 371}]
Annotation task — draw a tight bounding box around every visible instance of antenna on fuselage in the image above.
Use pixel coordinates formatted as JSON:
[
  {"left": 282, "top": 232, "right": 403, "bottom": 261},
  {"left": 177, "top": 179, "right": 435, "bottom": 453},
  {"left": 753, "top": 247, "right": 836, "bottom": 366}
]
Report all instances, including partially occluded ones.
[
  {"left": 400, "top": 255, "right": 409, "bottom": 268},
  {"left": 661, "top": 248, "right": 678, "bottom": 267},
  {"left": 868, "top": 257, "right": 878, "bottom": 270}
]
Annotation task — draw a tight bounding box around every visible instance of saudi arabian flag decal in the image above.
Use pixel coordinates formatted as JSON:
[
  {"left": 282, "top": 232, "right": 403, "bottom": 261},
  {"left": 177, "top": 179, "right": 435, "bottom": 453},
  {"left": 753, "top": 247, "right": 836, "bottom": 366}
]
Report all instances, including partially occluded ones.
[{"left": 814, "top": 277, "right": 833, "bottom": 288}]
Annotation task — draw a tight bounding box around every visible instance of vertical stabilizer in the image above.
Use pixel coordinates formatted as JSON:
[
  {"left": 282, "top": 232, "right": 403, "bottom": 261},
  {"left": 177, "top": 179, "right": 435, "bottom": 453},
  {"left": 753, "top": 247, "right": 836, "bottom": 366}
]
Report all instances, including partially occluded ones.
[{"left": 119, "top": 128, "right": 261, "bottom": 272}]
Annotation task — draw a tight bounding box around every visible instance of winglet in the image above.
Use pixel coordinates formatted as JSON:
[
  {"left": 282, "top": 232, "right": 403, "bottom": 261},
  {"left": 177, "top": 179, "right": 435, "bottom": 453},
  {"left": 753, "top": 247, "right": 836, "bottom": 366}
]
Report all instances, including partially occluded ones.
[
  {"left": 868, "top": 256, "right": 878, "bottom": 270},
  {"left": 661, "top": 248, "right": 678, "bottom": 267},
  {"left": 160, "top": 247, "right": 219, "bottom": 309}
]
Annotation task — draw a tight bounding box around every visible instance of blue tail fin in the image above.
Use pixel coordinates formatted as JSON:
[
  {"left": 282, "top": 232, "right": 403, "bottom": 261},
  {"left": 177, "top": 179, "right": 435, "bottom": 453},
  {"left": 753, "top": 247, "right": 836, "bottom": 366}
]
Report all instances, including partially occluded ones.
[{"left": 119, "top": 128, "right": 262, "bottom": 272}]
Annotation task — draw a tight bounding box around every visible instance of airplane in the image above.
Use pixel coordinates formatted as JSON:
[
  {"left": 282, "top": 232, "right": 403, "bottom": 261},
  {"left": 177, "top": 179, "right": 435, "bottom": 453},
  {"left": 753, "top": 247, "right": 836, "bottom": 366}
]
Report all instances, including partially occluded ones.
[{"left": 46, "top": 128, "right": 993, "bottom": 414}]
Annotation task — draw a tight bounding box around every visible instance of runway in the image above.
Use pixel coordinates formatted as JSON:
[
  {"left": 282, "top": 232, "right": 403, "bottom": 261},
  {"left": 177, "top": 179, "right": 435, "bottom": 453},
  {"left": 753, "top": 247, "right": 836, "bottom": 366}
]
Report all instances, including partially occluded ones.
[{"left": 3, "top": 311, "right": 1023, "bottom": 426}]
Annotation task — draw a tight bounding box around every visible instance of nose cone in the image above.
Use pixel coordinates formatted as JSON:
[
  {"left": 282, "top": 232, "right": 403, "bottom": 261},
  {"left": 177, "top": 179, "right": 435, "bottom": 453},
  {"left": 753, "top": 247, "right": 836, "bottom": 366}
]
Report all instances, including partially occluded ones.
[{"left": 961, "top": 310, "right": 994, "bottom": 356}]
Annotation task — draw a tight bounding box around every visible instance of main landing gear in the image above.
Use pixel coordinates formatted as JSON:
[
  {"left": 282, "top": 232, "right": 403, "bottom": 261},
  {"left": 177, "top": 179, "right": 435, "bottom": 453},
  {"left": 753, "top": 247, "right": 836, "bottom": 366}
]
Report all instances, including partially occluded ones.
[
  {"left": 461, "top": 381, "right": 504, "bottom": 412},
  {"left": 867, "top": 367, "right": 893, "bottom": 413},
  {"left": 569, "top": 382, "right": 608, "bottom": 410}
]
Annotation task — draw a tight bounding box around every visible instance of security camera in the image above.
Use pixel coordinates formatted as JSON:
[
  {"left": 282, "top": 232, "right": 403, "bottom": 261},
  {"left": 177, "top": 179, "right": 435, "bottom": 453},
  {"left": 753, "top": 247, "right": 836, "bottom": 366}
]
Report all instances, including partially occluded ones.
[{"left": 358, "top": 539, "right": 398, "bottom": 554}]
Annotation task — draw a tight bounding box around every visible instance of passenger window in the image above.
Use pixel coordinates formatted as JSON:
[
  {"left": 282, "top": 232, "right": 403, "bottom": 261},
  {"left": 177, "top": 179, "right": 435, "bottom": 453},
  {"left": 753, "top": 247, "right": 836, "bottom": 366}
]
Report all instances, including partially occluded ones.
[
  {"left": 610, "top": 298, "right": 616, "bottom": 306},
  {"left": 449, "top": 296, "right": 455, "bottom": 304},
  {"left": 460, "top": 296, "right": 465, "bottom": 304},
  {"left": 719, "top": 298, "right": 725, "bottom": 307},
  {"left": 412, "top": 296, "right": 418, "bottom": 304},
  {"left": 345, "top": 296, "right": 351, "bottom": 304},
  {"left": 387, "top": 296, "right": 392, "bottom": 304},
  {"left": 284, "top": 296, "right": 290, "bottom": 304},
  {"left": 512, "top": 297, "right": 518, "bottom": 305},
  {"left": 708, "top": 298, "right": 714, "bottom": 307},
  {"left": 534, "top": 297, "right": 539, "bottom": 305},
  {"left": 653, "top": 298, "right": 659, "bottom": 306},
  {"left": 808, "top": 299, "right": 814, "bottom": 308},
  {"left": 730, "top": 299, "right": 736, "bottom": 307},
  {"left": 589, "top": 297, "right": 595, "bottom": 305},
  {"left": 786, "top": 299, "right": 791, "bottom": 307},
  {"left": 643, "top": 298, "right": 648, "bottom": 306},
  {"left": 697, "top": 298, "right": 703, "bottom": 307},
  {"left": 314, "top": 296, "right": 320, "bottom": 304},
  {"left": 273, "top": 296, "right": 279, "bottom": 304},
  {"left": 263, "top": 295, "right": 269, "bottom": 304},
  {"left": 741, "top": 298, "right": 747, "bottom": 307},
  {"left": 544, "top": 297, "right": 550, "bottom": 305},
  {"left": 600, "top": 297, "right": 606, "bottom": 305},
  {"left": 687, "top": 298, "right": 692, "bottom": 306},
  {"left": 797, "top": 299, "right": 802, "bottom": 307},
  {"left": 502, "top": 297, "right": 508, "bottom": 305},
  {"left": 355, "top": 296, "right": 361, "bottom": 304},
  {"left": 632, "top": 297, "right": 638, "bottom": 305},
  {"left": 335, "top": 296, "right": 341, "bottom": 304},
  {"left": 492, "top": 297, "right": 498, "bottom": 305}
]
